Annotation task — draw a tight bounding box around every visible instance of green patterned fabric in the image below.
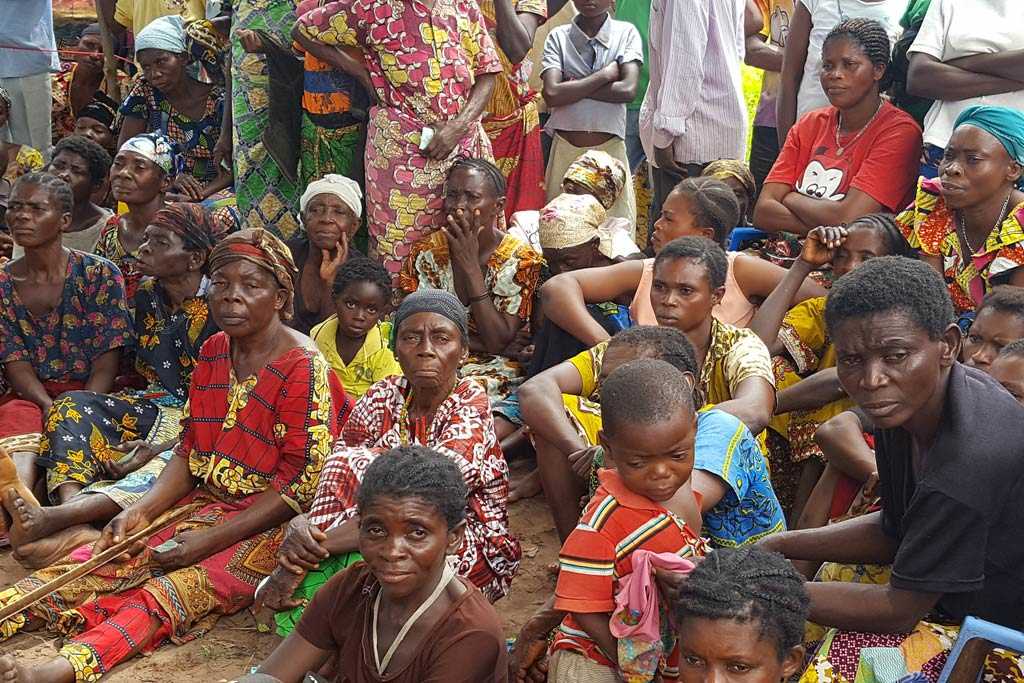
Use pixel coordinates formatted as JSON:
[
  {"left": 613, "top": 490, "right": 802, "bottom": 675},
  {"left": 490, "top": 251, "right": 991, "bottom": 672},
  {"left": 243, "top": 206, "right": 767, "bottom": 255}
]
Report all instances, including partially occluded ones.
[
  {"left": 274, "top": 550, "right": 363, "bottom": 636},
  {"left": 230, "top": 0, "right": 302, "bottom": 238}
]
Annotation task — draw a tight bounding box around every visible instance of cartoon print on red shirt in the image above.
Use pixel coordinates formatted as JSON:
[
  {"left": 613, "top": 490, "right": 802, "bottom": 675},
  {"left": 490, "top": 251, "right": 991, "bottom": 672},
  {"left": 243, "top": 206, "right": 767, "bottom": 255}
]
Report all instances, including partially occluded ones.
[{"left": 796, "top": 160, "right": 847, "bottom": 201}]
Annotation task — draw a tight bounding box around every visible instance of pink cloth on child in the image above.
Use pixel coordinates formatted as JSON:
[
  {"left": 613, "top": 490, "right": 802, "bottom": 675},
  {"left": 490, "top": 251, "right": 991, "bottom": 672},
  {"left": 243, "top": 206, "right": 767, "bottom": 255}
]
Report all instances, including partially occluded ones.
[{"left": 610, "top": 549, "right": 697, "bottom": 641}]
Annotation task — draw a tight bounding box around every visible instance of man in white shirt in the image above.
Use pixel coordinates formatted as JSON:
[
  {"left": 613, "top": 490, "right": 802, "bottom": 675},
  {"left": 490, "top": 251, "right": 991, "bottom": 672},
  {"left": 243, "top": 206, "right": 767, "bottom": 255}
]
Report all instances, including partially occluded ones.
[
  {"left": 639, "top": 0, "right": 748, "bottom": 237},
  {"left": 907, "top": 0, "right": 1024, "bottom": 177}
]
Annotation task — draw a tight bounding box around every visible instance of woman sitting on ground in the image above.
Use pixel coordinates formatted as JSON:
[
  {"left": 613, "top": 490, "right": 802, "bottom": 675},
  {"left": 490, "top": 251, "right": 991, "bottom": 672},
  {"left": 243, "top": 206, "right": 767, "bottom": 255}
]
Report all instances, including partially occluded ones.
[
  {"left": 749, "top": 214, "right": 914, "bottom": 517},
  {"left": 399, "top": 157, "right": 544, "bottom": 401},
  {"left": 3, "top": 203, "right": 222, "bottom": 569},
  {"left": 509, "top": 149, "right": 641, "bottom": 250},
  {"left": 73, "top": 93, "right": 119, "bottom": 157},
  {"left": 754, "top": 19, "right": 921, "bottom": 264},
  {"left": 287, "top": 173, "right": 364, "bottom": 334},
  {"left": 117, "top": 15, "right": 232, "bottom": 200},
  {"left": 0, "top": 229, "right": 348, "bottom": 683},
  {"left": 241, "top": 447, "right": 507, "bottom": 683},
  {"left": 897, "top": 105, "right": 1024, "bottom": 315},
  {"left": 523, "top": 238, "right": 779, "bottom": 541},
  {"left": 760, "top": 257, "right": 1024, "bottom": 681},
  {"left": 542, "top": 177, "right": 824, "bottom": 350},
  {"left": 10, "top": 136, "right": 113, "bottom": 258},
  {"left": 0, "top": 173, "right": 131, "bottom": 512},
  {"left": 258, "top": 290, "right": 521, "bottom": 636}
]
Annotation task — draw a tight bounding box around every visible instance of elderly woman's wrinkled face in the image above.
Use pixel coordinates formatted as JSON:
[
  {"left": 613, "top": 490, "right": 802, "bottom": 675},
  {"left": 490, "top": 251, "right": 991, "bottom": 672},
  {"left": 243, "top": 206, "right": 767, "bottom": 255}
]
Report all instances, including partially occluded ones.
[
  {"left": 359, "top": 494, "right": 462, "bottom": 601},
  {"left": 137, "top": 48, "right": 187, "bottom": 93},
  {"left": 394, "top": 312, "right": 467, "bottom": 393},
  {"left": 443, "top": 166, "right": 504, "bottom": 232},
  {"left": 209, "top": 260, "right": 286, "bottom": 337},
  {"left": 304, "top": 193, "right": 358, "bottom": 251},
  {"left": 7, "top": 184, "right": 69, "bottom": 250},
  {"left": 137, "top": 223, "right": 200, "bottom": 279},
  {"left": 939, "top": 125, "right": 1022, "bottom": 210},
  {"left": 110, "top": 150, "right": 168, "bottom": 204}
]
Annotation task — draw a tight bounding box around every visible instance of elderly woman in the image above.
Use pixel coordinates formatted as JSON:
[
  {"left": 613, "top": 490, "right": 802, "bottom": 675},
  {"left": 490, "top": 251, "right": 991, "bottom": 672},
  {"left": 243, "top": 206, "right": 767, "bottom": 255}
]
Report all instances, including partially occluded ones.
[
  {"left": 287, "top": 174, "right": 364, "bottom": 334},
  {"left": 0, "top": 229, "right": 347, "bottom": 682},
  {"left": 761, "top": 257, "right": 1024, "bottom": 681},
  {"left": 510, "top": 149, "right": 637, "bottom": 248},
  {"left": 0, "top": 173, "right": 131, "bottom": 507},
  {"left": 2, "top": 203, "right": 222, "bottom": 569},
  {"left": 897, "top": 105, "right": 1024, "bottom": 315},
  {"left": 117, "top": 15, "right": 231, "bottom": 200},
  {"left": 294, "top": 0, "right": 500, "bottom": 275},
  {"left": 398, "top": 158, "right": 543, "bottom": 402},
  {"left": 258, "top": 290, "right": 521, "bottom": 636}
]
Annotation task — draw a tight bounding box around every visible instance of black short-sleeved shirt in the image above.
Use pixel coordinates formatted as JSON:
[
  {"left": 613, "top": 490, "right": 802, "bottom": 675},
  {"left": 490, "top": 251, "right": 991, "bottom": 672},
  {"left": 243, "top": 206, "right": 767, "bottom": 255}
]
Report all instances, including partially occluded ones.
[{"left": 874, "top": 363, "right": 1024, "bottom": 628}]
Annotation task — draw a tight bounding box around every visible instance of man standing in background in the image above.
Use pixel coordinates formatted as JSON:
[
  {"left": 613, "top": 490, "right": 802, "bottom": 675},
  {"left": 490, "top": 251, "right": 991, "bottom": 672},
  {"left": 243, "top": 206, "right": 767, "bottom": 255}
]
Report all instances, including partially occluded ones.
[
  {"left": 746, "top": 0, "right": 790, "bottom": 191},
  {"left": 0, "top": 0, "right": 59, "bottom": 151}
]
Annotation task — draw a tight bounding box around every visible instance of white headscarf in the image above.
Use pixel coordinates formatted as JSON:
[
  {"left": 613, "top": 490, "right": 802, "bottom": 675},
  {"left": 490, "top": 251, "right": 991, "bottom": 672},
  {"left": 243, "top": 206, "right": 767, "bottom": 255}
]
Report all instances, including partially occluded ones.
[
  {"left": 135, "top": 15, "right": 187, "bottom": 54},
  {"left": 299, "top": 174, "right": 363, "bottom": 218}
]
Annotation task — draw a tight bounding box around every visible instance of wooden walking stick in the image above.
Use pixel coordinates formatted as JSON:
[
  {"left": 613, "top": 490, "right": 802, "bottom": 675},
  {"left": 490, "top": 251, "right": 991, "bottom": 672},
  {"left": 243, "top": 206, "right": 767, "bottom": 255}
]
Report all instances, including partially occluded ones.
[
  {"left": 0, "top": 504, "right": 196, "bottom": 625},
  {"left": 94, "top": 0, "right": 123, "bottom": 101}
]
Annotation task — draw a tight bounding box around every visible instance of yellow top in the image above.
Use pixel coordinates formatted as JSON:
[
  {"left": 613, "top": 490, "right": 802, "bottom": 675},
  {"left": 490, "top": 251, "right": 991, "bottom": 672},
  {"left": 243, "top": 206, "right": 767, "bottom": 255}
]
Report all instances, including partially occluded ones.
[
  {"left": 309, "top": 317, "right": 403, "bottom": 401},
  {"left": 114, "top": 0, "right": 205, "bottom": 32}
]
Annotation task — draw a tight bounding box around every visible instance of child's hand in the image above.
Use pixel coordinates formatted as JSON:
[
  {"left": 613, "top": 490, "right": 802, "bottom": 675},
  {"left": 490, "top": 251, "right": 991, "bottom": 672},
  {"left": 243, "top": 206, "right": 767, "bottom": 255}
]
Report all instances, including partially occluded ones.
[{"left": 800, "top": 225, "right": 847, "bottom": 268}]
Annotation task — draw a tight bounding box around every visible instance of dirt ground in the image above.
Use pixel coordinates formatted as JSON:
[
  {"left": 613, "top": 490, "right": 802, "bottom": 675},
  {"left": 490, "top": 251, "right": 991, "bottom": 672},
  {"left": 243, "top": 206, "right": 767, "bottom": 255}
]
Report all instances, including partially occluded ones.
[{"left": 0, "top": 463, "right": 559, "bottom": 681}]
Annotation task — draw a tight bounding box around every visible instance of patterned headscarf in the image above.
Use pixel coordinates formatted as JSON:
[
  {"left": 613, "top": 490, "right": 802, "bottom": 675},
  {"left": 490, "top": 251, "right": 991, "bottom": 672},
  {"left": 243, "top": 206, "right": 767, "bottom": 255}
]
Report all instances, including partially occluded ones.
[
  {"left": 702, "top": 160, "right": 757, "bottom": 205},
  {"left": 538, "top": 194, "right": 612, "bottom": 256},
  {"left": 119, "top": 132, "right": 183, "bottom": 177},
  {"left": 562, "top": 150, "right": 628, "bottom": 211},
  {"left": 78, "top": 92, "right": 118, "bottom": 129},
  {"left": 151, "top": 202, "right": 219, "bottom": 254},
  {"left": 208, "top": 229, "right": 299, "bottom": 320},
  {"left": 954, "top": 105, "right": 1024, "bottom": 190},
  {"left": 184, "top": 19, "right": 227, "bottom": 82},
  {"left": 135, "top": 14, "right": 188, "bottom": 54}
]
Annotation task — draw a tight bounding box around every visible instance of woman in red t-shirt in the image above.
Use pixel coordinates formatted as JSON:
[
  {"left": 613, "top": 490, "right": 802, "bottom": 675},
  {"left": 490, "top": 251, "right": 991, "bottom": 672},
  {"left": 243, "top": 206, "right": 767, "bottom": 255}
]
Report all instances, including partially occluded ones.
[{"left": 754, "top": 18, "right": 922, "bottom": 241}]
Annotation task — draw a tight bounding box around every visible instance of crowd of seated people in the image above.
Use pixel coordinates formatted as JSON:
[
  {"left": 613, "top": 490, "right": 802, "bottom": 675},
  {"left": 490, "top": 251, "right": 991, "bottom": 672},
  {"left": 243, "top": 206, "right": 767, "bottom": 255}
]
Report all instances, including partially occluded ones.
[{"left": 0, "top": 1, "right": 1022, "bottom": 682}]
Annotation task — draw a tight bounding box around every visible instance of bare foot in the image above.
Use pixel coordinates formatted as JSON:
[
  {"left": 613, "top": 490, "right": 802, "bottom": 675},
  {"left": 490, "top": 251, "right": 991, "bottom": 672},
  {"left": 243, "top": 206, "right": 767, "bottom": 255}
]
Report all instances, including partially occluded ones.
[
  {"left": 12, "top": 524, "right": 100, "bottom": 570},
  {"left": 0, "top": 654, "right": 75, "bottom": 683},
  {"left": 4, "top": 489, "right": 60, "bottom": 545},
  {"left": 508, "top": 469, "right": 542, "bottom": 503}
]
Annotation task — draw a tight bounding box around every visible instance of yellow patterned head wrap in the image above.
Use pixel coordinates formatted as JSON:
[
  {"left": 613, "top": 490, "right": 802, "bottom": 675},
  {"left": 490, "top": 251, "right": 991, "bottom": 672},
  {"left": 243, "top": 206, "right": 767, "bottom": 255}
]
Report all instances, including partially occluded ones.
[
  {"left": 562, "top": 150, "right": 627, "bottom": 211},
  {"left": 208, "top": 229, "right": 299, "bottom": 320},
  {"left": 702, "top": 160, "right": 756, "bottom": 205},
  {"left": 539, "top": 194, "right": 611, "bottom": 256}
]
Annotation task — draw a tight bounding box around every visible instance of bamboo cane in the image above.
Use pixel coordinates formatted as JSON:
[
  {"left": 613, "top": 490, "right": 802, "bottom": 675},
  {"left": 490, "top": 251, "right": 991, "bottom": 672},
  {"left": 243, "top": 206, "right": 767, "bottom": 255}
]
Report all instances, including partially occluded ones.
[
  {"left": 0, "top": 504, "right": 196, "bottom": 624},
  {"left": 94, "top": 0, "right": 123, "bottom": 101}
]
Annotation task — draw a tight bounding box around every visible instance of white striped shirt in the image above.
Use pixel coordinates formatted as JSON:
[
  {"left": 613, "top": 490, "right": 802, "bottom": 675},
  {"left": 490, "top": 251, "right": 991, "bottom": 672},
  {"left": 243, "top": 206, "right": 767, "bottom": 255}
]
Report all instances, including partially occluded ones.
[{"left": 639, "top": 0, "right": 748, "bottom": 165}]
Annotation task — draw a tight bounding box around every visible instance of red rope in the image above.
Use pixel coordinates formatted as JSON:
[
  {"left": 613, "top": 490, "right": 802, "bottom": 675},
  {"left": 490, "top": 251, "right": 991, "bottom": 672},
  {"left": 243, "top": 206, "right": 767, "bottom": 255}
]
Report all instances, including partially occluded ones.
[{"left": 0, "top": 43, "right": 135, "bottom": 68}]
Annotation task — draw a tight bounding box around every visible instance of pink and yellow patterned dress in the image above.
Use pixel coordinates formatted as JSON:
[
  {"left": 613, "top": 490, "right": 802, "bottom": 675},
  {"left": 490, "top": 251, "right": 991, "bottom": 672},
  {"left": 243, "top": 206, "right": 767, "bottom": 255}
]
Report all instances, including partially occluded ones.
[{"left": 297, "top": 0, "right": 503, "bottom": 275}]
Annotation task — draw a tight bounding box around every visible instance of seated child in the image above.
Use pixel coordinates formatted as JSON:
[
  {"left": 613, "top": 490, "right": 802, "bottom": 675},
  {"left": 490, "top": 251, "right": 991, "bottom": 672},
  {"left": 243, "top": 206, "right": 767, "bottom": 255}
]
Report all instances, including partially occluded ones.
[
  {"left": 548, "top": 359, "right": 707, "bottom": 682},
  {"left": 673, "top": 546, "right": 809, "bottom": 683},
  {"left": 310, "top": 256, "right": 402, "bottom": 401},
  {"left": 989, "top": 339, "right": 1024, "bottom": 406},
  {"left": 241, "top": 446, "right": 507, "bottom": 683},
  {"left": 960, "top": 285, "right": 1024, "bottom": 374}
]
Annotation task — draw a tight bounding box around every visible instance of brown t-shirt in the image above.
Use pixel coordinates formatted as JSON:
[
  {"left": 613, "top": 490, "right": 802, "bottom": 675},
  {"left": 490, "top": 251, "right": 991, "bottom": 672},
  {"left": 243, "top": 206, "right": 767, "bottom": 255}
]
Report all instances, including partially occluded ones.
[{"left": 296, "top": 562, "right": 508, "bottom": 683}]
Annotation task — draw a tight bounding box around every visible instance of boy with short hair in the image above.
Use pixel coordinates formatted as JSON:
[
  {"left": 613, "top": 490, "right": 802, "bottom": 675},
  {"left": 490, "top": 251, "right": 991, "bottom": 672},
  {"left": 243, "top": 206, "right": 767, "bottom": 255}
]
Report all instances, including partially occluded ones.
[
  {"left": 540, "top": 0, "right": 642, "bottom": 232},
  {"left": 989, "top": 339, "right": 1024, "bottom": 406},
  {"left": 549, "top": 358, "right": 707, "bottom": 682},
  {"left": 310, "top": 256, "right": 402, "bottom": 400}
]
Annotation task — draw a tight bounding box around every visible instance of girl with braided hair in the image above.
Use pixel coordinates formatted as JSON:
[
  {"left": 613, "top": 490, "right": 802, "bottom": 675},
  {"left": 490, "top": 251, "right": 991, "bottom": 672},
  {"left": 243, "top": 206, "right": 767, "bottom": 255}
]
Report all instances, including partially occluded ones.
[
  {"left": 673, "top": 547, "right": 809, "bottom": 683},
  {"left": 756, "top": 18, "right": 921, "bottom": 258}
]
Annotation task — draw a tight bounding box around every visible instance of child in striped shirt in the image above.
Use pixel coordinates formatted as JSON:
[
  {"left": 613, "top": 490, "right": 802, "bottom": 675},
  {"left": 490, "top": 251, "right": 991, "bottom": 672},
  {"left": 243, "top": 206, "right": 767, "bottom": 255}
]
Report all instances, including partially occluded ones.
[{"left": 548, "top": 358, "right": 708, "bottom": 683}]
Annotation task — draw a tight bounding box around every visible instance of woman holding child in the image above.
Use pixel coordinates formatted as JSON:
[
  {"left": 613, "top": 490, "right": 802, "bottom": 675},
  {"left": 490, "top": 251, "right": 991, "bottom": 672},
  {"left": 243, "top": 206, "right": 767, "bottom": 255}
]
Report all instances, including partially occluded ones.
[
  {"left": 0, "top": 230, "right": 348, "bottom": 682},
  {"left": 3, "top": 203, "right": 222, "bottom": 569},
  {"left": 261, "top": 289, "right": 520, "bottom": 636}
]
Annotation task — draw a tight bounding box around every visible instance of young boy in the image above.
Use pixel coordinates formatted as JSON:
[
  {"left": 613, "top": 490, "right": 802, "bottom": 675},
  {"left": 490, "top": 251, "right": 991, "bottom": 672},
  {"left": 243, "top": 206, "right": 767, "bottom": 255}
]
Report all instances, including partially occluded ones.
[
  {"left": 961, "top": 285, "right": 1024, "bottom": 374},
  {"left": 673, "top": 547, "right": 809, "bottom": 683},
  {"left": 310, "top": 256, "right": 402, "bottom": 400},
  {"left": 541, "top": 0, "right": 642, "bottom": 232},
  {"left": 989, "top": 339, "right": 1024, "bottom": 406},
  {"left": 549, "top": 358, "right": 707, "bottom": 682}
]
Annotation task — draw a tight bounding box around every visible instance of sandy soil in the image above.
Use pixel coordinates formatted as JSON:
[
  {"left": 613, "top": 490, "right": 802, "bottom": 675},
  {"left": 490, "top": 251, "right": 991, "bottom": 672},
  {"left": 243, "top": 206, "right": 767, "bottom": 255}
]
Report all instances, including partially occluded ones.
[{"left": 0, "top": 464, "right": 559, "bottom": 681}]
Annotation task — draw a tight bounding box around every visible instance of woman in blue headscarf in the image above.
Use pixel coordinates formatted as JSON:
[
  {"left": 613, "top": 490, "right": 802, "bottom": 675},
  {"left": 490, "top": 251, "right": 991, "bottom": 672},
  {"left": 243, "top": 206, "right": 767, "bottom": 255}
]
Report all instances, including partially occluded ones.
[{"left": 897, "top": 105, "right": 1024, "bottom": 313}]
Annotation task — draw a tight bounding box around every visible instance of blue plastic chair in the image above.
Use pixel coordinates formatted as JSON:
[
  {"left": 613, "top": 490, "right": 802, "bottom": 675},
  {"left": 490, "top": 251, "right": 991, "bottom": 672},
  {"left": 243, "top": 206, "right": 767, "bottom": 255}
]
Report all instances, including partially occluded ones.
[
  {"left": 727, "top": 227, "right": 768, "bottom": 252},
  {"left": 936, "top": 616, "right": 1024, "bottom": 683}
]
